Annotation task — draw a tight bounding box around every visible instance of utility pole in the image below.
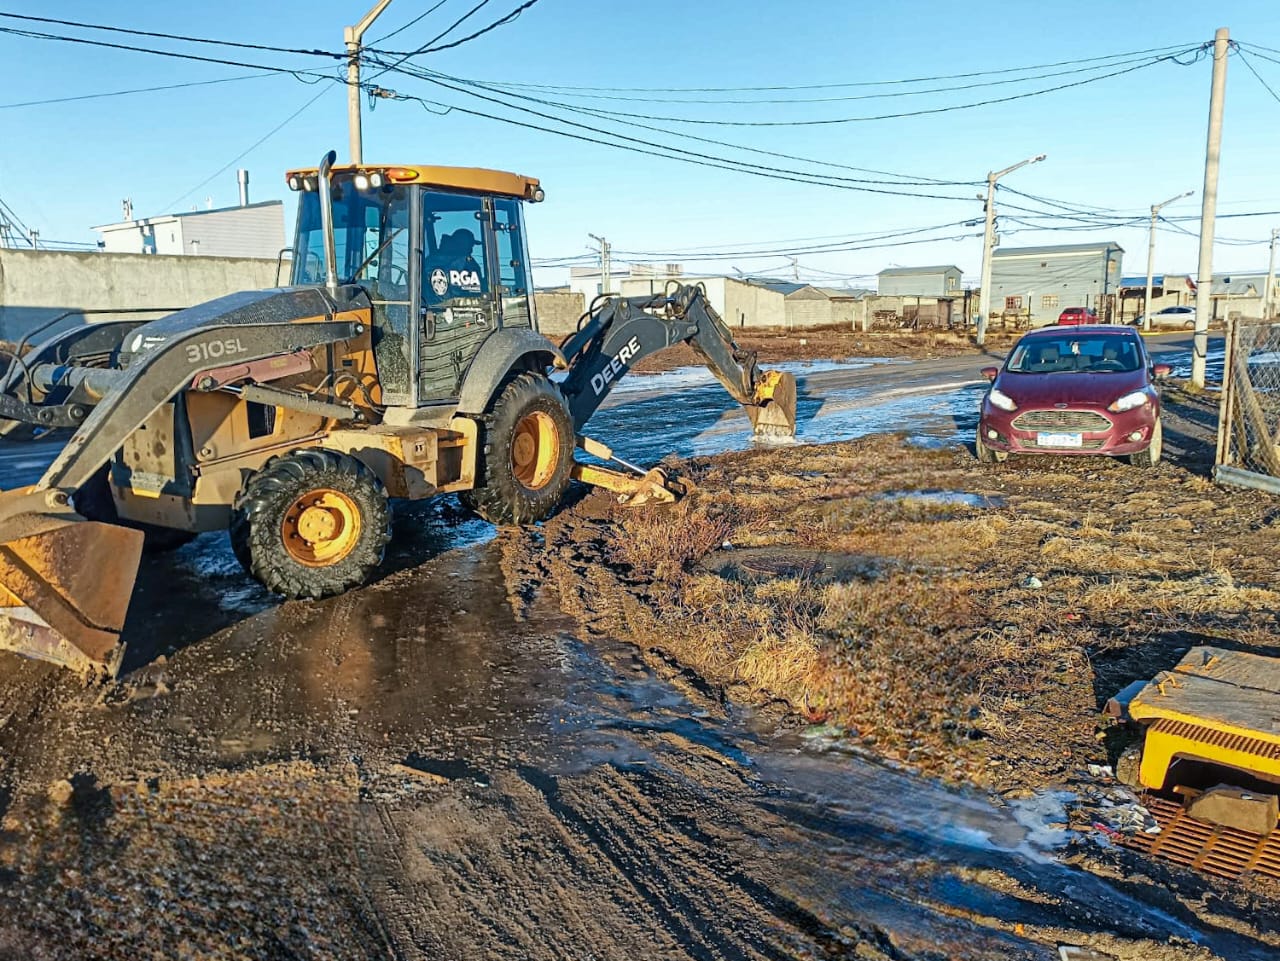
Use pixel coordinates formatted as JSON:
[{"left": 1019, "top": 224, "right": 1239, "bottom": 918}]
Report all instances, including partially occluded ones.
[
  {"left": 1143, "top": 190, "right": 1194, "bottom": 331},
  {"left": 1265, "top": 228, "right": 1279, "bottom": 320},
  {"left": 977, "top": 154, "right": 1046, "bottom": 346},
  {"left": 588, "top": 233, "right": 611, "bottom": 295},
  {"left": 1192, "top": 27, "right": 1230, "bottom": 389},
  {"left": 345, "top": 0, "right": 395, "bottom": 164}
]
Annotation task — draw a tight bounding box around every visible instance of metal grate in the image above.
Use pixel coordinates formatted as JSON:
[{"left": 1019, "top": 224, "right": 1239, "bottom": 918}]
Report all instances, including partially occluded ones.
[
  {"left": 1116, "top": 794, "right": 1280, "bottom": 880},
  {"left": 1012, "top": 409, "right": 1112, "bottom": 432},
  {"left": 1216, "top": 320, "right": 1280, "bottom": 493},
  {"left": 1149, "top": 717, "right": 1280, "bottom": 763}
]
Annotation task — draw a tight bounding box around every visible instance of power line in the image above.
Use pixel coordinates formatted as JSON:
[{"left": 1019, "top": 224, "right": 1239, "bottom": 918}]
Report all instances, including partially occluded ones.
[
  {"left": 158, "top": 83, "right": 337, "bottom": 214},
  {"left": 370, "top": 0, "right": 453, "bottom": 45},
  {"left": 0, "top": 10, "right": 344, "bottom": 59},
  {"left": 1236, "top": 48, "right": 1280, "bottom": 105},
  {"left": 0, "top": 72, "right": 275, "bottom": 110},
  {"left": 511, "top": 48, "right": 1204, "bottom": 127},
  {"left": 368, "top": 0, "right": 495, "bottom": 79},
  {"left": 367, "top": 66, "right": 979, "bottom": 198},
  {"left": 401, "top": 65, "right": 981, "bottom": 185},
  {"left": 399, "top": 0, "right": 542, "bottom": 55},
  {"left": 0, "top": 25, "right": 338, "bottom": 80},
  {"left": 463, "top": 42, "right": 1202, "bottom": 94}
]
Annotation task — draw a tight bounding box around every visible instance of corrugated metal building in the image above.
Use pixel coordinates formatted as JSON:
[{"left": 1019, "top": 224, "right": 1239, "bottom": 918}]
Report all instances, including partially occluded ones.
[
  {"left": 94, "top": 202, "right": 286, "bottom": 259},
  {"left": 876, "top": 264, "right": 962, "bottom": 297},
  {"left": 990, "top": 241, "right": 1123, "bottom": 325}
]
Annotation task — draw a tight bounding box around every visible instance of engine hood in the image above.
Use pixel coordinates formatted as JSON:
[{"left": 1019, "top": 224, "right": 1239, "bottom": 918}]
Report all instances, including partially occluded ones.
[{"left": 995, "top": 368, "right": 1150, "bottom": 408}]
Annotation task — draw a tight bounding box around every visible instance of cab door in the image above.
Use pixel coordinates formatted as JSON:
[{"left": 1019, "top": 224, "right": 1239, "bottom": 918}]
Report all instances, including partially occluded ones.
[{"left": 417, "top": 191, "right": 500, "bottom": 403}]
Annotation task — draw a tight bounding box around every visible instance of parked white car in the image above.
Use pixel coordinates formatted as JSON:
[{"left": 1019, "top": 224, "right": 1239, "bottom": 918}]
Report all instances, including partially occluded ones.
[{"left": 1134, "top": 305, "right": 1197, "bottom": 329}]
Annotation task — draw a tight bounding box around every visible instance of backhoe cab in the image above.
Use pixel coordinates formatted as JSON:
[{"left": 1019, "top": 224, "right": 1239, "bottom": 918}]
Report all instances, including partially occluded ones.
[{"left": 0, "top": 150, "right": 796, "bottom": 680}]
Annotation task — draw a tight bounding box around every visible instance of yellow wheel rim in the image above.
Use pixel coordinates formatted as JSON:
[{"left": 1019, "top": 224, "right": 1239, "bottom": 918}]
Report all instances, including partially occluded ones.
[
  {"left": 281, "top": 488, "right": 362, "bottom": 567},
  {"left": 511, "top": 411, "right": 560, "bottom": 491}
]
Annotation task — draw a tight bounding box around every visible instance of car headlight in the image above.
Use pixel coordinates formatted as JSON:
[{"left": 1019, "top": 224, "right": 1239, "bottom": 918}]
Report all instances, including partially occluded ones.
[
  {"left": 988, "top": 388, "right": 1017, "bottom": 412},
  {"left": 1108, "top": 390, "right": 1150, "bottom": 413}
]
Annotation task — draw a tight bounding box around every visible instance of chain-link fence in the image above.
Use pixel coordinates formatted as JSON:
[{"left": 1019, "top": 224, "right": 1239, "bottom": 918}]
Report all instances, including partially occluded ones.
[{"left": 1215, "top": 319, "right": 1280, "bottom": 493}]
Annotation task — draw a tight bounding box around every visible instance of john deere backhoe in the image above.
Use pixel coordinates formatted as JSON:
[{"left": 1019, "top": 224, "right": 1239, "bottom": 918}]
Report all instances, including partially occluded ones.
[{"left": 0, "top": 151, "right": 796, "bottom": 680}]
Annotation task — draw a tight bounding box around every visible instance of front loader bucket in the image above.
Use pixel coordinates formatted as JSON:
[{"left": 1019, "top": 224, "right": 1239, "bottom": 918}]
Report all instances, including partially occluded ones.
[
  {"left": 748, "top": 369, "right": 798, "bottom": 438},
  {"left": 0, "top": 510, "right": 144, "bottom": 680}
]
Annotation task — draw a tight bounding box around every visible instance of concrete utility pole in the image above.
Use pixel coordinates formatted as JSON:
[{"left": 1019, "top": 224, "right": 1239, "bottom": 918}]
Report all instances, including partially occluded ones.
[
  {"left": 1143, "top": 191, "right": 1194, "bottom": 331},
  {"left": 1192, "top": 27, "right": 1230, "bottom": 389},
  {"left": 1265, "top": 228, "right": 1279, "bottom": 320},
  {"left": 977, "top": 153, "right": 1046, "bottom": 346},
  {"left": 346, "top": 0, "right": 395, "bottom": 164},
  {"left": 588, "top": 233, "right": 611, "bottom": 295}
]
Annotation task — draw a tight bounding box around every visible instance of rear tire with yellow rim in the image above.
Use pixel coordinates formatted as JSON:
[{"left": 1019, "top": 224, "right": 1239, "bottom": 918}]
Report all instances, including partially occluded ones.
[{"left": 230, "top": 449, "right": 391, "bottom": 599}]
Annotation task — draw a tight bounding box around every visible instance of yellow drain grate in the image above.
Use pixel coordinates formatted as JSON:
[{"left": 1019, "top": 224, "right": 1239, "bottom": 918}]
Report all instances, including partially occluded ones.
[
  {"left": 1116, "top": 795, "right": 1280, "bottom": 880},
  {"left": 1149, "top": 717, "right": 1280, "bottom": 763}
]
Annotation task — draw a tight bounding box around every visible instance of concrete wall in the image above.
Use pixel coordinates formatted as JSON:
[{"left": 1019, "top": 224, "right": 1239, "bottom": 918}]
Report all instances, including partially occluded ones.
[
  {"left": 534, "top": 290, "right": 586, "bottom": 336},
  {"left": 0, "top": 248, "right": 285, "bottom": 341}
]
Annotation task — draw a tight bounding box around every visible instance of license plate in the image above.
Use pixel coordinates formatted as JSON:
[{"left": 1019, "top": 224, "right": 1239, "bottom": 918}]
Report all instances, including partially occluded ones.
[{"left": 1037, "top": 431, "right": 1083, "bottom": 448}]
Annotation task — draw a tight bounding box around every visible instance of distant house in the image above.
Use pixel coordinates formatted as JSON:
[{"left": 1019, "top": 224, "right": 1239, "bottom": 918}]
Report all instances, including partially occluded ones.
[
  {"left": 93, "top": 201, "right": 286, "bottom": 259},
  {"left": 990, "top": 242, "right": 1123, "bottom": 325},
  {"left": 876, "top": 265, "right": 962, "bottom": 297}
]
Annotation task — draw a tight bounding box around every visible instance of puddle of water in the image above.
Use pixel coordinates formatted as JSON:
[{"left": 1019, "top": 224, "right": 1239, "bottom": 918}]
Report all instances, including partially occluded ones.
[
  {"left": 606, "top": 357, "right": 903, "bottom": 395},
  {"left": 876, "top": 489, "right": 1005, "bottom": 509}
]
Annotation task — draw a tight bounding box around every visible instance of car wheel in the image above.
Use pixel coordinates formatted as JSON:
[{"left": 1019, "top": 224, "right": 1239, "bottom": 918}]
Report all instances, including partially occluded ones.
[
  {"left": 1129, "top": 418, "right": 1163, "bottom": 469},
  {"left": 1183, "top": 320, "right": 1195, "bottom": 330},
  {"left": 975, "top": 431, "right": 1007, "bottom": 464}
]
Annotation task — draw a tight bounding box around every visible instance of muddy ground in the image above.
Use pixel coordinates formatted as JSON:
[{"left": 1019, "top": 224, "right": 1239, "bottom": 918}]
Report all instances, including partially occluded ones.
[{"left": 2, "top": 339, "right": 1278, "bottom": 959}]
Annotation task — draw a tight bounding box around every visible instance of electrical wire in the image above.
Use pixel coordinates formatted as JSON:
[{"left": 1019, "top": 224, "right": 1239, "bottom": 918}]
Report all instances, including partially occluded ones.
[
  {"left": 367, "top": 68, "right": 980, "bottom": 198},
  {"left": 0, "top": 10, "right": 344, "bottom": 59},
  {"left": 0, "top": 72, "right": 275, "bottom": 110},
  {"left": 370, "top": 0, "right": 453, "bottom": 45},
  {"left": 495, "top": 48, "right": 1204, "bottom": 127},
  {"left": 0, "top": 25, "right": 337, "bottom": 80},
  {"left": 158, "top": 82, "right": 338, "bottom": 214},
  {"left": 1237, "top": 48, "right": 1280, "bottom": 105},
  {"left": 458, "top": 42, "right": 1202, "bottom": 94},
  {"left": 368, "top": 0, "right": 495, "bottom": 78},
  {"left": 406, "top": 0, "right": 541, "bottom": 55}
]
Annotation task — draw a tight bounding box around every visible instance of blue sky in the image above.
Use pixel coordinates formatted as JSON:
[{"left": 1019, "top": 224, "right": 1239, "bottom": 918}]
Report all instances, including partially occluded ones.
[{"left": 3, "top": 0, "right": 1279, "bottom": 286}]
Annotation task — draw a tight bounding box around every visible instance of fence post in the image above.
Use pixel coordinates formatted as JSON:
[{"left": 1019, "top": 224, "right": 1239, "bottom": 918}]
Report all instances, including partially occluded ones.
[{"left": 1214, "top": 312, "right": 1237, "bottom": 468}]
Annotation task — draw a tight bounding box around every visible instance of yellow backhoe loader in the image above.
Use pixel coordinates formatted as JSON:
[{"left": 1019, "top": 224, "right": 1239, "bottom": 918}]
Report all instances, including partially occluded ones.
[{"left": 0, "top": 151, "right": 796, "bottom": 680}]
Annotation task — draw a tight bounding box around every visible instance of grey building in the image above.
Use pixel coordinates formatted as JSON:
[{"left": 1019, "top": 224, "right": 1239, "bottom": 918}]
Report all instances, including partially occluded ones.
[
  {"left": 877, "top": 264, "right": 962, "bottom": 297},
  {"left": 990, "top": 241, "right": 1123, "bottom": 325},
  {"left": 94, "top": 201, "right": 286, "bottom": 259}
]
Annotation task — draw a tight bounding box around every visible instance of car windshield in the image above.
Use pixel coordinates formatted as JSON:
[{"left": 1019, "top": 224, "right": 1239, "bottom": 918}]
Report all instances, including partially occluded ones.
[{"left": 1006, "top": 334, "right": 1142, "bottom": 374}]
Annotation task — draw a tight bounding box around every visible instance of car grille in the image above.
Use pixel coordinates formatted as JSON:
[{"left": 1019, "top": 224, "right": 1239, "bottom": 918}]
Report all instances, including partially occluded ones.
[{"left": 1012, "top": 410, "right": 1111, "bottom": 432}]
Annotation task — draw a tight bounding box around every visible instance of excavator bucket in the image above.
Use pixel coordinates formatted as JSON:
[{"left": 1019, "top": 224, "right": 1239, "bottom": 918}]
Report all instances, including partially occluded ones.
[
  {"left": 0, "top": 503, "right": 144, "bottom": 680},
  {"left": 747, "top": 369, "right": 798, "bottom": 438}
]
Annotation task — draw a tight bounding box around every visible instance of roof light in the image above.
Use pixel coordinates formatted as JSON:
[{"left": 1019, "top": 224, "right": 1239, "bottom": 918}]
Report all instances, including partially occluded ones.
[
  {"left": 368, "top": 172, "right": 384, "bottom": 188},
  {"left": 530, "top": 186, "right": 545, "bottom": 203},
  {"left": 287, "top": 175, "right": 301, "bottom": 191},
  {"left": 354, "top": 173, "right": 370, "bottom": 190},
  {"left": 302, "top": 176, "right": 317, "bottom": 192},
  {"left": 384, "top": 167, "right": 419, "bottom": 182}
]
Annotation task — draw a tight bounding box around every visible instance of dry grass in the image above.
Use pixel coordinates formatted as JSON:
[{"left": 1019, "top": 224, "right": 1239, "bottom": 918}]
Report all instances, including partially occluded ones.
[{"left": 519, "top": 429, "right": 1280, "bottom": 790}]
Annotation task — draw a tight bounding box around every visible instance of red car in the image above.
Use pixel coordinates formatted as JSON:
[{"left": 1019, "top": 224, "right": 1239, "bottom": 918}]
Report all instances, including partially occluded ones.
[
  {"left": 976, "top": 326, "right": 1172, "bottom": 467},
  {"left": 1057, "top": 306, "right": 1098, "bottom": 325}
]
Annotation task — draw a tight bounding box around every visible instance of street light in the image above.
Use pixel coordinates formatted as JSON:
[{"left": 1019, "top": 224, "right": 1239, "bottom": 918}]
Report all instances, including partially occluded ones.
[
  {"left": 977, "top": 154, "right": 1046, "bottom": 347},
  {"left": 345, "top": 0, "right": 395, "bottom": 164},
  {"left": 1143, "top": 190, "right": 1194, "bottom": 332}
]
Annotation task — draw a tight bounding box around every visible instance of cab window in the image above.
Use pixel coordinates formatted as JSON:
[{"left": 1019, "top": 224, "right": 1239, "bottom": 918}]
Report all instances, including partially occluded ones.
[
  {"left": 421, "top": 191, "right": 489, "bottom": 303},
  {"left": 493, "top": 198, "right": 531, "bottom": 327}
]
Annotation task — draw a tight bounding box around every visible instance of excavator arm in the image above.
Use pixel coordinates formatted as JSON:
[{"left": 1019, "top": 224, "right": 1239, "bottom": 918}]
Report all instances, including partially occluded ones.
[
  {"left": 558, "top": 284, "right": 797, "bottom": 437},
  {"left": 555, "top": 284, "right": 797, "bottom": 505}
]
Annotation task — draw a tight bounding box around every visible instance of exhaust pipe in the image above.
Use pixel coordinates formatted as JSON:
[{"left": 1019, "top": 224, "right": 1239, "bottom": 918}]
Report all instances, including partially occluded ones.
[{"left": 318, "top": 150, "right": 340, "bottom": 298}]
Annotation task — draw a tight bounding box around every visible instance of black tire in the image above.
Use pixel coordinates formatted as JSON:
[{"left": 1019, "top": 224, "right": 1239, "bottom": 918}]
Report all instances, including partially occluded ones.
[
  {"left": 229, "top": 449, "right": 391, "bottom": 599},
  {"left": 73, "top": 466, "right": 197, "bottom": 554},
  {"left": 974, "top": 431, "right": 1007, "bottom": 464},
  {"left": 461, "top": 372, "right": 574, "bottom": 526},
  {"left": 1129, "top": 417, "right": 1163, "bottom": 469}
]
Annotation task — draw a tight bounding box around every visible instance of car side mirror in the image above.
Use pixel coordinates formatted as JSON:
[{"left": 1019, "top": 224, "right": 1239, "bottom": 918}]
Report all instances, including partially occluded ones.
[
  {"left": 1152, "top": 363, "right": 1172, "bottom": 379},
  {"left": 980, "top": 366, "right": 999, "bottom": 382}
]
